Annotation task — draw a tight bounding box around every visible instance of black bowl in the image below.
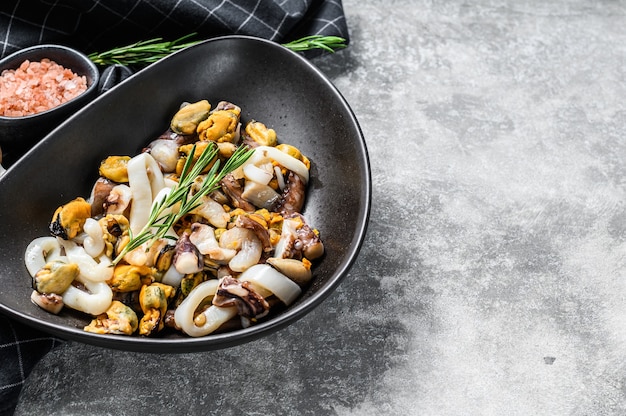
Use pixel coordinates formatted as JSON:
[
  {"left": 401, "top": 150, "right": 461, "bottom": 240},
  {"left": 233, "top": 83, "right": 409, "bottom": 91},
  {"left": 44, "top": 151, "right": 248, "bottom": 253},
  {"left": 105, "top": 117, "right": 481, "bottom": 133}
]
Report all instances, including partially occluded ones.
[
  {"left": 0, "top": 36, "right": 370, "bottom": 353},
  {"left": 0, "top": 44, "right": 100, "bottom": 163}
]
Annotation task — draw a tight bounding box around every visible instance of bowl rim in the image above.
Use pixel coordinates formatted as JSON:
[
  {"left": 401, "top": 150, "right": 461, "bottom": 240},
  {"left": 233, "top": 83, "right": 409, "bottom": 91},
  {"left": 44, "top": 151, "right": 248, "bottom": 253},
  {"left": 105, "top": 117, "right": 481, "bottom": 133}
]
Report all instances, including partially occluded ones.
[
  {"left": 0, "top": 43, "right": 100, "bottom": 121},
  {"left": 0, "top": 35, "right": 372, "bottom": 353}
]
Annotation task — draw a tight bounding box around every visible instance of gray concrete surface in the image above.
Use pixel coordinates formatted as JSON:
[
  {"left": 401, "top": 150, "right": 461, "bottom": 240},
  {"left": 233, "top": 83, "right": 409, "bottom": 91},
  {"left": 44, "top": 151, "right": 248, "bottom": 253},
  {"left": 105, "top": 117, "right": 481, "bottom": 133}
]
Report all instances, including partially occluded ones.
[{"left": 14, "top": 0, "right": 626, "bottom": 415}]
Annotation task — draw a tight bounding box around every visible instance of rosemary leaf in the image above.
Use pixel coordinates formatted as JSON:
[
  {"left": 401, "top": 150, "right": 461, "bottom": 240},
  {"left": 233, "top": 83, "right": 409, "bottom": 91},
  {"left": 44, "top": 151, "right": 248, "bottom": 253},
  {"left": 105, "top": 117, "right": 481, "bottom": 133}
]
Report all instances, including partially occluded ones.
[
  {"left": 88, "top": 34, "right": 200, "bottom": 66},
  {"left": 281, "top": 35, "right": 347, "bottom": 53},
  {"left": 111, "top": 142, "right": 254, "bottom": 265},
  {"left": 88, "top": 34, "right": 347, "bottom": 67}
]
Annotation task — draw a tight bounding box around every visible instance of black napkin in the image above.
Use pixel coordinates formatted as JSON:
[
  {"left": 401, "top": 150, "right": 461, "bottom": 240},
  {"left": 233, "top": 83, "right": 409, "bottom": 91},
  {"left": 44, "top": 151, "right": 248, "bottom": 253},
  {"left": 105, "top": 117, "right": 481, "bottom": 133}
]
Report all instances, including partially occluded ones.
[
  {"left": 0, "top": 316, "right": 63, "bottom": 415},
  {"left": 0, "top": 0, "right": 349, "bottom": 60},
  {"left": 0, "top": 1, "right": 349, "bottom": 413}
]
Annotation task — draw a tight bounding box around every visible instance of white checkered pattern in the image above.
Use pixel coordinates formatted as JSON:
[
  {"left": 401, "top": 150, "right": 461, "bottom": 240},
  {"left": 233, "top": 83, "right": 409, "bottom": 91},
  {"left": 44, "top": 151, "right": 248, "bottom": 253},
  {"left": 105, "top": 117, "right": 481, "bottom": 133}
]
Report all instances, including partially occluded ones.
[
  {"left": 0, "top": 316, "right": 62, "bottom": 415},
  {"left": 0, "top": 0, "right": 349, "bottom": 58}
]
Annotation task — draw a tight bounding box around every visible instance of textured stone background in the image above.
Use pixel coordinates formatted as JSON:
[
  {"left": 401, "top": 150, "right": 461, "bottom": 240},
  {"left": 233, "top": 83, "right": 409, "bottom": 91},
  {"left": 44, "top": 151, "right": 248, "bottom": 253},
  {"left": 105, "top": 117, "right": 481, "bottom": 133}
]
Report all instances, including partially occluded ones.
[{"left": 15, "top": 1, "right": 626, "bottom": 415}]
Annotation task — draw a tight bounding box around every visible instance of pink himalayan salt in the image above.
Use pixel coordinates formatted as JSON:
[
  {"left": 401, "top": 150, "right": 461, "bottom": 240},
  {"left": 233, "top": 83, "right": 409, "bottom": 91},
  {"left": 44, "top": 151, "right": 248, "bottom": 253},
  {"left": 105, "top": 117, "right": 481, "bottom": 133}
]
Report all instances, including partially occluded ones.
[{"left": 0, "top": 58, "right": 88, "bottom": 117}]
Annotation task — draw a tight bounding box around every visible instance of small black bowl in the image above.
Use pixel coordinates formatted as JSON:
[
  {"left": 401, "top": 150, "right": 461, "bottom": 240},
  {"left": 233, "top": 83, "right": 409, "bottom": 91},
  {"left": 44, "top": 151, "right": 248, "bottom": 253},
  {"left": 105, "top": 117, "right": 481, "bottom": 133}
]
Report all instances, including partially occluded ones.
[{"left": 0, "top": 44, "right": 99, "bottom": 163}]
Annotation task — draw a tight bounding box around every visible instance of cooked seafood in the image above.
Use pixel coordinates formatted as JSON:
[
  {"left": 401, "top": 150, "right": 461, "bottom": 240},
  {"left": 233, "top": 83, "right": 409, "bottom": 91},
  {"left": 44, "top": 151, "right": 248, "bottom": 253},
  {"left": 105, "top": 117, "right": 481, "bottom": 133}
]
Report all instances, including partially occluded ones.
[
  {"left": 25, "top": 99, "right": 324, "bottom": 338},
  {"left": 30, "top": 291, "right": 64, "bottom": 314},
  {"left": 197, "top": 101, "right": 241, "bottom": 143},
  {"left": 99, "top": 156, "right": 131, "bottom": 183},
  {"left": 212, "top": 276, "right": 270, "bottom": 319},
  {"left": 265, "top": 257, "right": 313, "bottom": 285},
  {"left": 32, "top": 260, "right": 79, "bottom": 295},
  {"left": 84, "top": 300, "right": 138, "bottom": 335},
  {"left": 173, "top": 232, "right": 204, "bottom": 274},
  {"left": 245, "top": 120, "right": 277, "bottom": 147},
  {"left": 49, "top": 197, "right": 92, "bottom": 240},
  {"left": 275, "top": 171, "right": 306, "bottom": 214},
  {"left": 170, "top": 100, "right": 212, "bottom": 135},
  {"left": 138, "top": 282, "right": 175, "bottom": 335}
]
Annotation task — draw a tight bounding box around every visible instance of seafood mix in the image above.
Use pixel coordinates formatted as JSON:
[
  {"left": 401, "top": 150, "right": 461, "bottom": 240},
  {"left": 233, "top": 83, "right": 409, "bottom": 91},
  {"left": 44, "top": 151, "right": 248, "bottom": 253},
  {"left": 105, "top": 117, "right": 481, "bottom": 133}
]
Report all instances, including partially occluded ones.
[{"left": 24, "top": 100, "right": 324, "bottom": 337}]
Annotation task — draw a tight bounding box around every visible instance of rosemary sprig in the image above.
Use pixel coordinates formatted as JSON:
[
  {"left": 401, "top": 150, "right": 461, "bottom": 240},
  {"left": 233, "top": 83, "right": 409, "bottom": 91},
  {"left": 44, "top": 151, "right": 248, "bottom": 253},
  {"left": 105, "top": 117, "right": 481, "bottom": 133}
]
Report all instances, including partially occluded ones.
[
  {"left": 88, "top": 33, "right": 199, "bottom": 66},
  {"left": 112, "top": 143, "right": 254, "bottom": 265},
  {"left": 281, "top": 35, "right": 347, "bottom": 53},
  {"left": 88, "top": 34, "right": 347, "bottom": 67}
]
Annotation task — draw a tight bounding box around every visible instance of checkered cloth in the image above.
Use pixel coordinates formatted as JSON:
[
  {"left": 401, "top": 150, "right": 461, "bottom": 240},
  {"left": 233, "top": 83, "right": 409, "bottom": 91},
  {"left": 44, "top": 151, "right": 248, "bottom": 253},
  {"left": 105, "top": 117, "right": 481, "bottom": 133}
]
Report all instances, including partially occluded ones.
[
  {"left": 0, "top": 1, "right": 349, "bottom": 413},
  {"left": 0, "top": 0, "right": 349, "bottom": 59},
  {"left": 0, "top": 316, "right": 63, "bottom": 415}
]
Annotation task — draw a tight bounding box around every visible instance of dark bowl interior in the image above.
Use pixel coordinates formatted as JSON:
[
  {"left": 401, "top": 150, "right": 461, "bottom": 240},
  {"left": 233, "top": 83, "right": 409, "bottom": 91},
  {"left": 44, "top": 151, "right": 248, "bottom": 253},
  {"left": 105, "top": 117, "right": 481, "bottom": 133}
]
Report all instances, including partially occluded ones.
[
  {"left": 0, "top": 36, "right": 370, "bottom": 353},
  {"left": 0, "top": 44, "right": 100, "bottom": 164}
]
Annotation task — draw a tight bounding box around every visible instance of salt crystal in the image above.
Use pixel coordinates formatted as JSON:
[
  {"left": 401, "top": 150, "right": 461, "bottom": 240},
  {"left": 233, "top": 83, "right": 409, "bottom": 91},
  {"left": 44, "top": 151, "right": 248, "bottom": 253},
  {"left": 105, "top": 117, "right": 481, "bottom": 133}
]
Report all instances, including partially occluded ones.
[{"left": 0, "top": 58, "right": 88, "bottom": 117}]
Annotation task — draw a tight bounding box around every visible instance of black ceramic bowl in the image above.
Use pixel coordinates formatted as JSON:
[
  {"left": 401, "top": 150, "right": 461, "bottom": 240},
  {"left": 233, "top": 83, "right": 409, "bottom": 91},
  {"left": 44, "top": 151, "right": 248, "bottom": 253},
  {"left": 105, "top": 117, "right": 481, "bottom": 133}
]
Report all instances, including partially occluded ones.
[
  {"left": 0, "top": 36, "right": 370, "bottom": 353},
  {"left": 0, "top": 44, "right": 100, "bottom": 162}
]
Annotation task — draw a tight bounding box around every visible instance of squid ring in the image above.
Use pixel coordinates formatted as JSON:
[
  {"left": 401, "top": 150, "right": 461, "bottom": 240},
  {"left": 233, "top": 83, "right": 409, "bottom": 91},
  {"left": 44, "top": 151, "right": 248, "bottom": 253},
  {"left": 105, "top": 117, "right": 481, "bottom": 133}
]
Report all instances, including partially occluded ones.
[
  {"left": 24, "top": 237, "right": 66, "bottom": 277},
  {"left": 174, "top": 279, "right": 238, "bottom": 337},
  {"left": 62, "top": 278, "right": 113, "bottom": 316}
]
